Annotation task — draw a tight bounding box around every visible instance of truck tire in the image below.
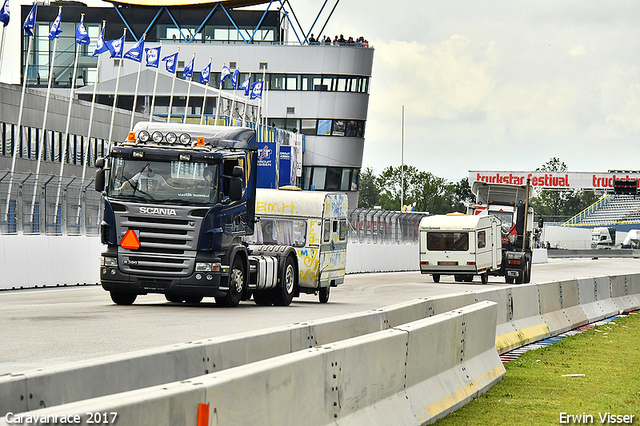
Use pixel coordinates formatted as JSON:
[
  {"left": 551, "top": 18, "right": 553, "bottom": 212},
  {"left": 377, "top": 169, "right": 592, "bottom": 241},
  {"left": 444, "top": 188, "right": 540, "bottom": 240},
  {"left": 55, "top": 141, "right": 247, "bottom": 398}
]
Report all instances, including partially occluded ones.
[
  {"left": 253, "top": 291, "right": 273, "bottom": 306},
  {"left": 110, "top": 291, "right": 137, "bottom": 305},
  {"left": 432, "top": 274, "right": 440, "bottom": 283},
  {"left": 319, "top": 285, "right": 330, "bottom": 303},
  {"left": 184, "top": 296, "right": 203, "bottom": 304},
  {"left": 524, "top": 258, "right": 532, "bottom": 283},
  {"left": 216, "top": 257, "right": 245, "bottom": 307},
  {"left": 481, "top": 273, "right": 488, "bottom": 284},
  {"left": 165, "top": 294, "right": 184, "bottom": 303},
  {"left": 272, "top": 255, "right": 296, "bottom": 306}
]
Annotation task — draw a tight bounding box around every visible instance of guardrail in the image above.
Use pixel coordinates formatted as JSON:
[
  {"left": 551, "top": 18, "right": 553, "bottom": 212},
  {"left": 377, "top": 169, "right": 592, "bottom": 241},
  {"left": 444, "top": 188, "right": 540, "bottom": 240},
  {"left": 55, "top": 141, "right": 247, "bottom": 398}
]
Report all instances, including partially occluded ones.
[{"left": 2, "top": 273, "right": 639, "bottom": 425}]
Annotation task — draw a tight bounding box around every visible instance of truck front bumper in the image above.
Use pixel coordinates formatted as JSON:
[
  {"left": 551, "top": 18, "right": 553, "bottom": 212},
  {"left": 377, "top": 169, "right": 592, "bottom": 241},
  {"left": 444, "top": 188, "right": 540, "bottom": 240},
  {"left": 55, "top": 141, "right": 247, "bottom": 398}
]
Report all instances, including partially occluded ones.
[{"left": 100, "top": 265, "right": 230, "bottom": 298}]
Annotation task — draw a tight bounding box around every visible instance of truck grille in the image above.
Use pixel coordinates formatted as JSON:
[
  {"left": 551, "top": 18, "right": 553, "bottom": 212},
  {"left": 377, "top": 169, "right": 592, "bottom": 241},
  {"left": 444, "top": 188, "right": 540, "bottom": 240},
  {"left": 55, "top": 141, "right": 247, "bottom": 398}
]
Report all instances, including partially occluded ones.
[{"left": 115, "top": 208, "right": 202, "bottom": 277}]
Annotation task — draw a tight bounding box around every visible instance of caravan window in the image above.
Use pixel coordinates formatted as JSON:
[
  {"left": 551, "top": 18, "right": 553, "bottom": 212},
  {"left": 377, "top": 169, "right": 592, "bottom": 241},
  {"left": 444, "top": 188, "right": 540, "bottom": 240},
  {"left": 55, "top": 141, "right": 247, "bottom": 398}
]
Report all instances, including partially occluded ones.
[
  {"left": 323, "top": 219, "right": 331, "bottom": 242},
  {"left": 339, "top": 219, "right": 347, "bottom": 241},
  {"left": 246, "top": 218, "right": 307, "bottom": 247},
  {"left": 478, "top": 230, "right": 486, "bottom": 248},
  {"left": 427, "top": 232, "right": 469, "bottom": 251}
]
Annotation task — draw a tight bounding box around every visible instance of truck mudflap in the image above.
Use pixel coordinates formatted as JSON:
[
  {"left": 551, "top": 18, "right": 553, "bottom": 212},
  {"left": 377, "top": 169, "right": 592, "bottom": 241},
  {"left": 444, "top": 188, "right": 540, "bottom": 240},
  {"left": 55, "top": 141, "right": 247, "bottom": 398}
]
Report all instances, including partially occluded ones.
[{"left": 503, "top": 250, "right": 531, "bottom": 284}]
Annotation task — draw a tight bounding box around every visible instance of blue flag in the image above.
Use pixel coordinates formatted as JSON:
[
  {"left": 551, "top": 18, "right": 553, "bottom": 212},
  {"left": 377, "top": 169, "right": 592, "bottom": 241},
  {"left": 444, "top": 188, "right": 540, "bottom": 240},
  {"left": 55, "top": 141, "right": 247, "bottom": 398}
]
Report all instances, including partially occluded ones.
[
  {"left": 240, "top": 76, "right": 251, "bottom": 96},
  {"left": 48, "top": 10, "right": 62, "bottom": 40},
  {"left": 75, "top": 18, "right": 90, "bottom": 45},
  {"left": 23, "top": 3, "right": 36, "bottom": 36},
  {"left": 91, "top": 28, "right": 108, "bottom": 57},
  {"left": 200, "top": 62, "right": 211, "bottom": 84},
  {"left": 221, "top": 65, "right": 231, "bottom": 84},
  {"left": 162, "top": 52, "right": 178, "bottom": 74},
  {"left": 0, "top": 0, "right": 9, "bottom": 28},
  {"left": 250, "top": 81, "right": 263, "bottom": 100},
  {"left": 231, "top": 69, "right": 240, "bottom": 90},
  {"left": 105, "top": 35, "right": 125, "bottom": 59},
  {"left": 145, "top": 46, "right": 161, "bottom": 68},
  {"left": 124, "top": 38, "right": 144, "bottom": 62},
  {"left": 183, "top": 57, "right": 194, "bottom": 78}
]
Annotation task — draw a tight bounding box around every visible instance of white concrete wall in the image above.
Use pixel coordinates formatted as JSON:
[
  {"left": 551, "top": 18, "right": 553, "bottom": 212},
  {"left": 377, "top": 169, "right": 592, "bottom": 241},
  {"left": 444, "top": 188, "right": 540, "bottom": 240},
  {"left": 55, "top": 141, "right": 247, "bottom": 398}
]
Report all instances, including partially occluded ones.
[
  {"left": 346, "top": 242, "right": 419, "bottom": 274},
  {"left": 0, "top": 235, "right": 102, "bottom": 290}
]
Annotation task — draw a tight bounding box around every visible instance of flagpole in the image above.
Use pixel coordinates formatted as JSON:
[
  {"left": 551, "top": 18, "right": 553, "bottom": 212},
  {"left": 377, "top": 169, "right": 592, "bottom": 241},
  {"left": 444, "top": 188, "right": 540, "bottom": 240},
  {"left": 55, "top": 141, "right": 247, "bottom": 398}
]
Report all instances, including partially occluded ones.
[
  {"left": 54, "top": 13, "right": 85, "bottom": 225},
  {"left": 200, "top": 57, "right": 211, "bottom": 125},
  {"left": 149, "top": 40, "right": 162, "bottom": 122},
  {"left": 76, "top": 21, "right": 106, "bottom": 227},
  {"left": 401, "top": 104, "right": 405, "bottom": 211},
  {"left": 242, "top": 72, "right": 251, "bottom": 127},
  {"left": 214, "top": 63, "right": 223, "bottom": 125},
  {"left": 108, "top": 28, "right": 127, "bottom": 143},
  {"left": 130, "top": 33, "right": 146, "bottom": 130},
  {"left": 0, "top": 3, "right": 7, "bottom": 74},
  {"left": 31, "top": 5, "right": 63, "bottom": 225},
  {"left": 183, "top": 52, "right": 194, "bottom": 124},
  {"left": 5, "top": 7, "right": 35, "bottom": 224},
  {"left": 166, "top": 47, "right": 179, "bottom": 123}
]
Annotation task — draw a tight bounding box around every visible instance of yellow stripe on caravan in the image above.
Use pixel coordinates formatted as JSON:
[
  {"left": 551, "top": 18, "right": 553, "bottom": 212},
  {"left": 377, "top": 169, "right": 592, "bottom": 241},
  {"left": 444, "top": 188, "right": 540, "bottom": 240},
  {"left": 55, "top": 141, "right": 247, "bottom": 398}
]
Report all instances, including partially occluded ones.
[
  {"left": 422, "top": 364, "right": 506, "bottom": 419},
  {"left": 495, "top": 322, "right": 551, "bottom": 353}
]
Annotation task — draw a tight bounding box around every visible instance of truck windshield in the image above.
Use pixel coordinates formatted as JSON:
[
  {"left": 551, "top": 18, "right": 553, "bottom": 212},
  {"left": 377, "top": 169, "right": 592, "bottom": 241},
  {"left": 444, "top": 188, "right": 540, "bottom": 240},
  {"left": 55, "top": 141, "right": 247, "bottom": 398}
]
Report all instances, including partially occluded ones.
[
  {"left": 427, "top": 232, "right": 469, "bottom": 251},
  {"left": 107, "top": 158, "right": 221, "bottom": 204}
]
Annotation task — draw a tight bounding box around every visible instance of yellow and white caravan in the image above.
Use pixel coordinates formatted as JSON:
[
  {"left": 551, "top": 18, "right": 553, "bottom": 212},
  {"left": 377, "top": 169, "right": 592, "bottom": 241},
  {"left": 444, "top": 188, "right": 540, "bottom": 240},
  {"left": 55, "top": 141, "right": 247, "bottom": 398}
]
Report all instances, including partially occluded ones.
[{"left": 246, "top": 188, "right": 349, "bottom": 303}]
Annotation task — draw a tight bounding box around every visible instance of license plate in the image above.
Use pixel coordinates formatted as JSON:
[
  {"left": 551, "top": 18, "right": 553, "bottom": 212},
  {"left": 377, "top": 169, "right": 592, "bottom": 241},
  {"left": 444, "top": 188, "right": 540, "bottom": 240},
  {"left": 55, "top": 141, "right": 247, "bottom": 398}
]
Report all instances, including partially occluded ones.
[
  {"left": 438, "top": 261, "right": 458, "bottom": 266},
  {"left": 507, "top": 270, "right": 519, "bottom": 277}
]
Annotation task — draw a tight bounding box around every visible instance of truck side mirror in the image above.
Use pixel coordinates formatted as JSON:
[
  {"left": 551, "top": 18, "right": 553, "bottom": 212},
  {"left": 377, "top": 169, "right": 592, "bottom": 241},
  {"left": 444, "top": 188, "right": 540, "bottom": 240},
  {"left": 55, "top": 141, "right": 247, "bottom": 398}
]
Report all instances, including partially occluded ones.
[
  {"left": 95, "top": 158, "right": 106, "bottom": 192},
  {"left": 95, "top": 169, "right": 105, "bottom": 192}
]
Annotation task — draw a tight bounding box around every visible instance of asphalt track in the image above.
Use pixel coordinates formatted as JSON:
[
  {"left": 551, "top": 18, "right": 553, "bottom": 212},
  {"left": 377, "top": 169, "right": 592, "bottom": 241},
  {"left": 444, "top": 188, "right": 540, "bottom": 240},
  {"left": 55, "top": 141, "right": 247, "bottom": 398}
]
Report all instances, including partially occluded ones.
[{"left": 1, "top": 258, "right": 639, "bottom": 375}]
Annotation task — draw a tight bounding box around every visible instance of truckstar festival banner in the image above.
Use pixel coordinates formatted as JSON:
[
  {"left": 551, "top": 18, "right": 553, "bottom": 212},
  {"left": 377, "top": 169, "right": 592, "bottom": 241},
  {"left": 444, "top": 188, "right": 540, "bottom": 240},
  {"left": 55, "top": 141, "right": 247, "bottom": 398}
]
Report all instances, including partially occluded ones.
[{"left": 469, "top": 171, "right": 640, "bottom": 190}]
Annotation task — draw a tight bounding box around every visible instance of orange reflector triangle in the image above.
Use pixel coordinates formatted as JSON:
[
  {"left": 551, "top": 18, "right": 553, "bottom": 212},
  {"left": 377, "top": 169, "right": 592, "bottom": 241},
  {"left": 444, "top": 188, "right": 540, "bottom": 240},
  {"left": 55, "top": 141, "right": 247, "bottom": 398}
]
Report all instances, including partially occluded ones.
[{"left": 120, "top": 229, "right": 141, "bottom": 250}]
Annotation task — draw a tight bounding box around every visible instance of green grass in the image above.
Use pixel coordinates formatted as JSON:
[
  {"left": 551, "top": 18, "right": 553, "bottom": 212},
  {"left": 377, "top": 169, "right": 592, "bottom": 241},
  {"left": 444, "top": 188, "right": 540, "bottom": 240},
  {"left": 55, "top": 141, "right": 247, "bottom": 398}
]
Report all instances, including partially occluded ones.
[{"left": 436, "top": 312, "right": 640, "bottom": 426}]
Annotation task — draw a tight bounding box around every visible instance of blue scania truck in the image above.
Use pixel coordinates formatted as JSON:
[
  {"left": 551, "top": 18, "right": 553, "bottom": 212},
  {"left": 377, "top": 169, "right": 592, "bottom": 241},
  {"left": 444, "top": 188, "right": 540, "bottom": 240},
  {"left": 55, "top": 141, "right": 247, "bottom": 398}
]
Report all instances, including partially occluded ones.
[{"left": 94, "top": 122, "right": 299, "bottom": 307}]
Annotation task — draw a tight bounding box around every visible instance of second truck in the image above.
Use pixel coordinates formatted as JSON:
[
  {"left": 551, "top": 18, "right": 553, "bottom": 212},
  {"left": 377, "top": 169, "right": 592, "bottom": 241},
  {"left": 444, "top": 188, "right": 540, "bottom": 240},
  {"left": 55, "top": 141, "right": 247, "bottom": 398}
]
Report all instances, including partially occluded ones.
[{"left": 419, "top": 181, "right": 537, "bottom": 284}]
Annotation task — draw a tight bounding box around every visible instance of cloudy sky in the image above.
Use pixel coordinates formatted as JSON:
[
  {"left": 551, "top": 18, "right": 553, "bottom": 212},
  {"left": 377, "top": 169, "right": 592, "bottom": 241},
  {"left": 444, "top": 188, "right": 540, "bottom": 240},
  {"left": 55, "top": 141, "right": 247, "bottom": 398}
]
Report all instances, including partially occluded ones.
[{"left": 293, "top": 1, "right": 640, "bottom": 182}]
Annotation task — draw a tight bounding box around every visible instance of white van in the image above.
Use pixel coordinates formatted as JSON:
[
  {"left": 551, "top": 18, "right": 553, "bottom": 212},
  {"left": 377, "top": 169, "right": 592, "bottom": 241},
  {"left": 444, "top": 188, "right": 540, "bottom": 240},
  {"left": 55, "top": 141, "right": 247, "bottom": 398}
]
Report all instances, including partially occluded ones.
[
  {"left": 419, "top": 214, "right": 502, "bottom": 284},
  {"left": 246, "top": 188, "right": 349, "bottom": 303}
]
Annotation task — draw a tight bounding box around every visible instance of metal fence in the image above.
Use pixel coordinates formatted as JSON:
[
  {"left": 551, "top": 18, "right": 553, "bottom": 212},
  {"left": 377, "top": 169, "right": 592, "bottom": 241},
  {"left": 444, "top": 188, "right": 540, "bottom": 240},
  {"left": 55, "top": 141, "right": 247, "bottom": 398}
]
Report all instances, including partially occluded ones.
[
  {"left": 0, "top": 171, "right": 101, "bottom": 236},
  {"left": 348, "top": 208, "right": 428, "bottom": 244}
]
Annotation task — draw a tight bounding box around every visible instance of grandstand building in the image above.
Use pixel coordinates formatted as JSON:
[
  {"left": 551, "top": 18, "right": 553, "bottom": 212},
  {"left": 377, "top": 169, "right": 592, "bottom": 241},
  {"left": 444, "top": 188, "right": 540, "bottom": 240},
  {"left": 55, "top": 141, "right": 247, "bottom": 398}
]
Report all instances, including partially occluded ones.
[{"left": 0, "top": 0, "right": 373, "bottom": 208}]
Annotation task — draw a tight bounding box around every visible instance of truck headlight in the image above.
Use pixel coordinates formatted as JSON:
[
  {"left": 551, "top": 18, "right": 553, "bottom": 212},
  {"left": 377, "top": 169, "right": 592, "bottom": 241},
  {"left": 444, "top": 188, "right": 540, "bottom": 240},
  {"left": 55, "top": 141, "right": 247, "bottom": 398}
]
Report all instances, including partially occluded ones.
[
  {"left": 196, "top": 262, "right": 221, "bottom": 272},
  {"left": 101, "top": 256, "right": 117, "bottom": 267}
]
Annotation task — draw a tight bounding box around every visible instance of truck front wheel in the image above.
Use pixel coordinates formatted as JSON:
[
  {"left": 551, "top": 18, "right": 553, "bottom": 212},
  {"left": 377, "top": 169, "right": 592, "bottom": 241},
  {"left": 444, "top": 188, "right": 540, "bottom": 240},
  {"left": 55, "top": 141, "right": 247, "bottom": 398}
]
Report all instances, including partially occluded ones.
[
  {"left": 272, "top": 256, "right": 296, "bottom": 306},
  {"left": 216, "top": 257, "right": 245, "bottom": 307},
  {"left": 319, "top": 285, "right": 330, "bottom": 303},
  {"left": 110, "top": 291, "right": 137, "bottom": 305}
]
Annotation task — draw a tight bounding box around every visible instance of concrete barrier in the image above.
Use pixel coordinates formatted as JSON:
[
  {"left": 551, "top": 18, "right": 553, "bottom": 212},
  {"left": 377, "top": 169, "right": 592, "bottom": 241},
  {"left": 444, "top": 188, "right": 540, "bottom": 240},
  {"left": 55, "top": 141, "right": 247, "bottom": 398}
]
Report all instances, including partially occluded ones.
[
  {"left": 0, "top": 235, "right": 101, "bottom": 290},
  {"left": 3, "top": 273, "right": 640, "bottom": 424},
  {"left": 0, "top": 302, "right": 504, "bottom": 426}
]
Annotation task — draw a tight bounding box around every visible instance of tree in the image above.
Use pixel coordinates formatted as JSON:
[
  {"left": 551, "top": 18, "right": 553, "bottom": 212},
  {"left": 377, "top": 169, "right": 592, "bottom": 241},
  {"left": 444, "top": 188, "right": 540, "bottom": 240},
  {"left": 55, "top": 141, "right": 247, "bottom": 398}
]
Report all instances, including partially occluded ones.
[
  {"left": 529, "top": 157, "right": 600, "bottom": 222},
  {"left": 357, "top": 167, "right": 379, "bottom": 208}
]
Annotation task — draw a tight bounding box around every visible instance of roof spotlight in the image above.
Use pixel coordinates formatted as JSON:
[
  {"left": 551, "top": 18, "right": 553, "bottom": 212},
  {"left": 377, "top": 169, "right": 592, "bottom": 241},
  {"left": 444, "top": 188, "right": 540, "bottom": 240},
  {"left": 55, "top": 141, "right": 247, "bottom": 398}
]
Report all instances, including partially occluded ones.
[
  {"left": 179, "top": 133, "right": 191, "bottom": 145},
  {"left": 138, "top": 130, "right": 150, "bottom": 142},
  {"left": 151, "top": 131, "right": 163, "bottom": 143},
  {"left": 166, "top": 132, "right": 177, "bottom": 144}
]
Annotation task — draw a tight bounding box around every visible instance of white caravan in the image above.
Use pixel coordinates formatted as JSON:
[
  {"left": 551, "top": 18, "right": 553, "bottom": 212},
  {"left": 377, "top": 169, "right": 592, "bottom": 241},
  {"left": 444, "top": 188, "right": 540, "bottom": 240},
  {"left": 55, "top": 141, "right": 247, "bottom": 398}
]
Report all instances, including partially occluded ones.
[
  {"left": 419, "top": 214, "right": 502, "bottom": 284},
  {"left": 246, "top": 188, "right": 349, "bottom": 303}
]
